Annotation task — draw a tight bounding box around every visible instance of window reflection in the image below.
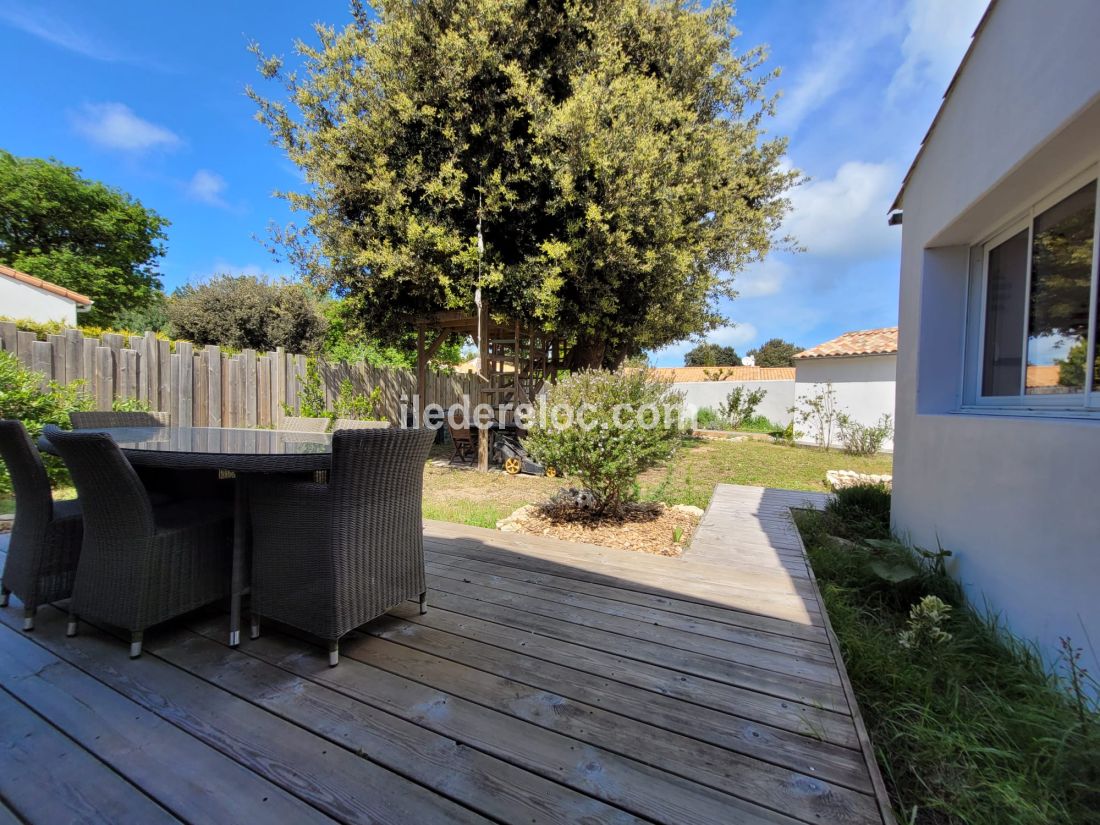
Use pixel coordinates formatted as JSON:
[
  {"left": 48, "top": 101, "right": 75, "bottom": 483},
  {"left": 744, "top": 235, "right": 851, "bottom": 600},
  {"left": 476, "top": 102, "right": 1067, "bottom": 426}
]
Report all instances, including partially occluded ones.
[{"left": 1026, "top": 182, "right": 1095, "bottom": 395}]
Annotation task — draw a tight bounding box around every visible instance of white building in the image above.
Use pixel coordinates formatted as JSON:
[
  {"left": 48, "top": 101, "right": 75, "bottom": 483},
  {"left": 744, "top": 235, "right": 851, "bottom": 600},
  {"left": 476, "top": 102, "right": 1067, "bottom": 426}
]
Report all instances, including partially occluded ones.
[
  {"left": 891, "top": 0, "right": 1100, "bottom": 676},
  {"left": 0, "top": 264, "right": 92, "bottom": 325},
  {"left": 793, "top": 327, "right": 897, "bottom": 451}
]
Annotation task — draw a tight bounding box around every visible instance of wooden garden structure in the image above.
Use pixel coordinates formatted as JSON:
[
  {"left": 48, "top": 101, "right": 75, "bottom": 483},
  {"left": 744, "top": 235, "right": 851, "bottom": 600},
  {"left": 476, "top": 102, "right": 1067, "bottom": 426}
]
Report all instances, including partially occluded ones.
[{"left": 415, "top": 307, "right": 563, "bottom": 471}]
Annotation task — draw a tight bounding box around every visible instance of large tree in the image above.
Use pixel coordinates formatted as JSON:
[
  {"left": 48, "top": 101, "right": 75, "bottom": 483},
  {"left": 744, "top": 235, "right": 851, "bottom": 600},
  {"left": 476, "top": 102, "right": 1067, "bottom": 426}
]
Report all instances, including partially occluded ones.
[
  {"left": 0, "top": 150, "right": 169, "bottom": 326},
  {"left": 747, "top": 337, "right": 802, "bottom": 367},
  {"left": 250, "top": 0, "right": 796, "bottom": 368}
]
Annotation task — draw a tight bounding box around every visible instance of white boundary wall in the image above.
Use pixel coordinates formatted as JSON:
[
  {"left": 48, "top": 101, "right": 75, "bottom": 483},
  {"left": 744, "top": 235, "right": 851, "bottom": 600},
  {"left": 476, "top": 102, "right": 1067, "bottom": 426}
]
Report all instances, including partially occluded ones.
[
  {"left": 674, "top": 380, "right": 795, "bottom": 426},
  {"left": 794, "top": 354, "right": 897, "bottom": 450}
]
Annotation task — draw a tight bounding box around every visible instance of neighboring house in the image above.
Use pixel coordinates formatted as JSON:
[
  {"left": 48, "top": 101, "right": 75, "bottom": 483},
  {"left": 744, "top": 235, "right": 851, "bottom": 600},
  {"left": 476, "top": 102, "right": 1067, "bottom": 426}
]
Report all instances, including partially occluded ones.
[
  {"left": 647, "top": 366, "right": 796, "bottom": 425},
  {"left": 0, "top": 264, "right": 92, "bottom": 325},
  {"left": 793, "top": 327, "right": 898, "bottom": 450},
  {"left": 890, "top": 0, "right": 1100, "bottom": 676}
]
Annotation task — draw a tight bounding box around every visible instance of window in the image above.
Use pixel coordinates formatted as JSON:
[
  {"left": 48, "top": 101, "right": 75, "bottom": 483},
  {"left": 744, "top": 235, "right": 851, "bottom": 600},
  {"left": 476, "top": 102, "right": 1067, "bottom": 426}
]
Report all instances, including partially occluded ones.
[{"left": 972, "top": 176, "right": 1100, "bottom": 411}]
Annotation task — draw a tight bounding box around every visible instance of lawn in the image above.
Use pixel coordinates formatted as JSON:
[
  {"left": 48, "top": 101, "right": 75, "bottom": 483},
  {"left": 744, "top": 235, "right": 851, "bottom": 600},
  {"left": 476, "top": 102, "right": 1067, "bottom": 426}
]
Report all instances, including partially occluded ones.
[{"left": 422, "top": 436, "right": 893, "bottom": 528}]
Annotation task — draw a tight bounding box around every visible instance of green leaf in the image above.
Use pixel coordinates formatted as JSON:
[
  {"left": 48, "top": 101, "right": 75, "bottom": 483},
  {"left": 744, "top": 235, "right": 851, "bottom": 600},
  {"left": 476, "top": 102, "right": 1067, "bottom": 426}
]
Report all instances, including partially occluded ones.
[{"left": 868, "top": 560, "right": 919, "bottom": 584}]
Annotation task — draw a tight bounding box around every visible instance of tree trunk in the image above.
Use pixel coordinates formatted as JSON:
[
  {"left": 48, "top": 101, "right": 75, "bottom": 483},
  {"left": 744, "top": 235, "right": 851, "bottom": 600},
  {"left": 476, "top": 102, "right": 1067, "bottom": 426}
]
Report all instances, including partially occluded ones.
[{"left": 565, "top": 336, "right": 606, "bottom": 371}]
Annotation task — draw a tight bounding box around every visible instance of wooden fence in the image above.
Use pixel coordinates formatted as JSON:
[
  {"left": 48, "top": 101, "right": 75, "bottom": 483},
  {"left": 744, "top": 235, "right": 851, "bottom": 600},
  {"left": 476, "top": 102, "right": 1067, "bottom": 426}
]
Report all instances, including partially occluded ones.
[{"left": 0, "top": 322, "right": 478, "bottom": 428}]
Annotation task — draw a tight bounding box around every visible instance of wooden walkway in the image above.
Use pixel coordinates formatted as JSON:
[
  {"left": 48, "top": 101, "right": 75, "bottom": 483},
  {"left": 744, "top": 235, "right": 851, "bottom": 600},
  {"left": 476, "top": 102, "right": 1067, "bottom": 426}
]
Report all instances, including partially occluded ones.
[{"left": 0, "top": 484, "right": 892, "bottom": 824}]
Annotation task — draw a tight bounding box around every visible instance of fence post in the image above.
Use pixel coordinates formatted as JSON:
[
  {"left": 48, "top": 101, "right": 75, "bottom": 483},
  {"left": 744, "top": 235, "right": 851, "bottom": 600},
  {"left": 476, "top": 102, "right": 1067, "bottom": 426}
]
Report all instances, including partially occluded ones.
[
  {"left": 95, "top": 347, "right": 114, "bottom": 410},
  {"left": 64, "top": 328, "right": 82, "bottom": 385},
  {"left": 31, "top": 340, "right": 53, "bottom": 390},
  {"left": 206, "top": 345, "right": 222, "bottom": 427},
  {"left": 176, "top": 341, "right": 193, "bottom": 426}
]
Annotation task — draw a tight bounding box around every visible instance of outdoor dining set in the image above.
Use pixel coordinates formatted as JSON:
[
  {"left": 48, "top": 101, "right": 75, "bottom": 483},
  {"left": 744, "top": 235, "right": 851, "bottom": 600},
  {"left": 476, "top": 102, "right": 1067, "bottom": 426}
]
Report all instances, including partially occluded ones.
[{"left": 0, "top": 412, "right": 435, "bottom": 666}]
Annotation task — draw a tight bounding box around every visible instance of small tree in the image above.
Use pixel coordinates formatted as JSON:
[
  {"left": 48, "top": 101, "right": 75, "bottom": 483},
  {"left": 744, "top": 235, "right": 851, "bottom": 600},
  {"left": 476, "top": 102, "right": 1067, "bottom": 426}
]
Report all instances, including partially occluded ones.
[
  {"left": 717, "top": 386, "right": 767, "bottom": 429},
  {"left": 524, "top": 371, "right": 684, "bottom": 514},
  {"left": 789, "top": 383, "right": 843, "bottom": 450}
]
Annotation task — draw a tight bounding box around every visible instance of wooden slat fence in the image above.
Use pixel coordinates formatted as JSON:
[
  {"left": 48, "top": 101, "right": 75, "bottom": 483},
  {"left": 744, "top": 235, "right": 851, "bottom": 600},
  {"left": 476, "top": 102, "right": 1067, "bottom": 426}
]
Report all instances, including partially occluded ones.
[{"left": 0, "top": 322, "right": 476, "bottom": 427}]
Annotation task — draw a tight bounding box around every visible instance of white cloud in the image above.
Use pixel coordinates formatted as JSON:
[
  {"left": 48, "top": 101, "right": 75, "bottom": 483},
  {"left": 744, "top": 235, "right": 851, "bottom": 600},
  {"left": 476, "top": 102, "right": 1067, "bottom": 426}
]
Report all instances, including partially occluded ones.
[
  {"left": 71, "top": 103, "right": 181, "bottom": 152},
  {"left": 735, "top": 260, "right": 790, "bottom": 298},
  {"left": 772, "top": 0, "right": 899, "bottom": 132},
  {"left": 784, "top": 161, "right": 900, "bottom": 259},
  {"left": 0, "top": 2, "right": 117, "bottom": 62},
  {"left": 186, "top": 170, "right": 229, "bottom": 207},
  {"left": 888, "top": 0, "right": 988, "bottom": 101}
]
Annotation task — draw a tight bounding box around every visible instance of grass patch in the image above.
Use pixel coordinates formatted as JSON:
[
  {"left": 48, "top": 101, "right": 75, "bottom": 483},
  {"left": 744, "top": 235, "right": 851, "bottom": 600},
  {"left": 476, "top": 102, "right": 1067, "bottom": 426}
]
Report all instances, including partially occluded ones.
[
  {"left": 796, "top": 487, "right": 1099, "bottom": 825},
  {"left": 640, "top": 437, "right": 893, "bottom": 509}
]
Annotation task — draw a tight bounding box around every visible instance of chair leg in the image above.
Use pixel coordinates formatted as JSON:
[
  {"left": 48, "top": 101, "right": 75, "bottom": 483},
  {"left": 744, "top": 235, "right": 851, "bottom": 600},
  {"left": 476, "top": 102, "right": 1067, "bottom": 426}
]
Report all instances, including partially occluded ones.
[
  {"left": 130, "top": 631, "right": 144, "bottom": 659},
  {"left": 22, "top": 607, "right": 34, "bottom": 632},
  {"left": 419, "top": 591, "right": 428, "bottom": 615},
  {"left": 250, "top": 616, "right": 261, "bottom": 640},
  {"left": 67, "top": 613, "right": 78, "bottom": 637},
  {"left": 0, "top": 586, "right": 9, "bottom": 607},
  {"left": 328, "top": 640, "right": 339, "bottom": 667}
]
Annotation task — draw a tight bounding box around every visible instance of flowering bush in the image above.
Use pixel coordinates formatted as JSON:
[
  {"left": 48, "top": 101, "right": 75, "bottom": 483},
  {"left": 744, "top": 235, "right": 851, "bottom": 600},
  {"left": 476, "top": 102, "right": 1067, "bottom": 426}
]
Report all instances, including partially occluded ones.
[{"left": 523, "top": 370, "right": 684, "bottom": 514}]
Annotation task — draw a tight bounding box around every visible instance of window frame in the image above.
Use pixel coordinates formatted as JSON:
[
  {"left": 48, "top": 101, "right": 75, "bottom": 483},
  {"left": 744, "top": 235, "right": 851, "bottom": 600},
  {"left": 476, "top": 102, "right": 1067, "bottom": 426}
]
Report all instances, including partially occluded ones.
[{"left": 965, "top": 165, "right": 1100, "bottom": 415}]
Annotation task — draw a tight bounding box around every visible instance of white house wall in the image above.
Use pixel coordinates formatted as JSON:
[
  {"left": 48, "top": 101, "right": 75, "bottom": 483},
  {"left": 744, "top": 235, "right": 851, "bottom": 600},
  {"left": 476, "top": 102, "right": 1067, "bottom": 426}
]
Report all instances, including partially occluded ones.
[
  {"left": 0, "top": 278, "right": 80, "bottom": 325},
  {"left": 794, "top": 355, "right": 897, "bottom": 450},
  {"left": 674, "top": 380, "right": 795, "bottom": 427},
  {"left": 893, "top": 0, "right": 1100, "bottom": 677}
]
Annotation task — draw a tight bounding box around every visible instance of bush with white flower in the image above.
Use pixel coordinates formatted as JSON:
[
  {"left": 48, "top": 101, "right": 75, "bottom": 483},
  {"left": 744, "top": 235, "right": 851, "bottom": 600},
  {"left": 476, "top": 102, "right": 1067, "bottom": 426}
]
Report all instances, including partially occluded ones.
[{"left": 523, "top": 370, "right": 685, "bottom": 514}]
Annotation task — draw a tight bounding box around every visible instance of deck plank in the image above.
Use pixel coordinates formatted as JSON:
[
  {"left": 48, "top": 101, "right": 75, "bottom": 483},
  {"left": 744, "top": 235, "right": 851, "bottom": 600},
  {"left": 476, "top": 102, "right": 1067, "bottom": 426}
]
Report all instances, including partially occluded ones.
[
  {"left": 0, "top": 623, "right": 334, "bottom": 825},
  {"left": 0, "top": 689, "right": 179, "bottom": 825},
  {"left": 0, "top": 605, "right": 488, "bottom": 825}
]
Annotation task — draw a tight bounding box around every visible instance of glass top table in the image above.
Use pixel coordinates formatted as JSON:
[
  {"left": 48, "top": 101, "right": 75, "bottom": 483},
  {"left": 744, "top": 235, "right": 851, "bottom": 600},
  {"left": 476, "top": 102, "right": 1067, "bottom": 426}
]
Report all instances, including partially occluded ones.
[{"left": 41, "top": 426, "right": 333, "bottom": 472}]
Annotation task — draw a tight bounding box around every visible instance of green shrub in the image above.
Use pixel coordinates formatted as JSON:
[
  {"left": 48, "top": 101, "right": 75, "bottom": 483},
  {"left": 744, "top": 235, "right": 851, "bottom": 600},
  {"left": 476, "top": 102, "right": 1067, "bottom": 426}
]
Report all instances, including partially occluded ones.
[
  {"left": 694, "top": 406, "right": 722, "bottom": 430},
  {"left": 111, "top": 396, "right": 153, "bottom": 413},
  {"left": 333, "top": 379, "right": 385, "bottom": 421},
  {"left": 524, "top": 370, "right": 684, "bottom": 514},
  {"left": 0, "top": 351, "right": 90, "bottom": 494},
  {"left": 739, "top": 414, "right": 780, "bottom": 433},
  {"left": 838, "top": 413, "right": 893, "bottom": 456},
  {"left": 826, "top": 482, "right": 893, "bottom": 538}
]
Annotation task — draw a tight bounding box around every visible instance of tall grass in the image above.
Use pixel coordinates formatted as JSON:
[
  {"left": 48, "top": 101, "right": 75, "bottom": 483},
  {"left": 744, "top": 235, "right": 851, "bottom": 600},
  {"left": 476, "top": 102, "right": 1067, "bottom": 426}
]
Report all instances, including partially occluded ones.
[{"left": 796, "top": 486, "right": 1099, "bottom": 825}]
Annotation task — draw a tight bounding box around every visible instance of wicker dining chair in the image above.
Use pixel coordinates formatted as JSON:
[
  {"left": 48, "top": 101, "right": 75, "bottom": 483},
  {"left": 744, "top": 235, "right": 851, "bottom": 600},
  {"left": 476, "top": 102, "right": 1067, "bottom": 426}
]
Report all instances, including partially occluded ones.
[
  {"left": 44, "top": 427, "right": 233, "bottom": 658},
  {"left": 0, "top": 420, "right": 83, "bottom": 631},
  {"left": 248, "top": 427, "right": 435, "bottom": 666},
  {"left": 70, "top": 411, "right": 171, "bottom": 429},
  {"left": 279, "top": 416, "right": 330, "bottom": 433},
  {"left": 331, "top": 418, "right": 390, "bottom": 430}
]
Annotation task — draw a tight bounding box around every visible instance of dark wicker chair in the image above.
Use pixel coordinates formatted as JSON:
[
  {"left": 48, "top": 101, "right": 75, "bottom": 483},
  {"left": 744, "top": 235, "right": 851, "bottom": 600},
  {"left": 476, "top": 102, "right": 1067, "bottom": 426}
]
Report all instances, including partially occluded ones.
[
  {"left": 279, "top": 416, "right": 330, "bottom": 433},
  {"left": 45, "top": 427, "right": 232, "bottom": 658},
  {"left": 70, "top": 411, "right": 171, "bottom": 428},
  {"left": 248, "top": 427, "right": 435, "bottom": 665},
  {"left": 332, "top": 418, "right": 390, "bottom": 430},
  {"left": 0, "top": 420, "right": 83, "bottom": 631}
]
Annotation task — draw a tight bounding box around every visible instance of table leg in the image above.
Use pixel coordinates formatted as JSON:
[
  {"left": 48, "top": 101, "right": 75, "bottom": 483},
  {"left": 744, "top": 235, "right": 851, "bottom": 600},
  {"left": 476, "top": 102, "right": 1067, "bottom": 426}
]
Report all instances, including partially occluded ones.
[{"left": 229, "top": 474, "right": 249, "bottom": 647}]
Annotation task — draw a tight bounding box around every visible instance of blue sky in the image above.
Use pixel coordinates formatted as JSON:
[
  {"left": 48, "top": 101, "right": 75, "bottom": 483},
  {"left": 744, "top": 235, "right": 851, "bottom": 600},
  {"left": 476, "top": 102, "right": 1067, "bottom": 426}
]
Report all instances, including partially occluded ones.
[{"left": 0, "top": 0, "right": 986, "bottom": 364}]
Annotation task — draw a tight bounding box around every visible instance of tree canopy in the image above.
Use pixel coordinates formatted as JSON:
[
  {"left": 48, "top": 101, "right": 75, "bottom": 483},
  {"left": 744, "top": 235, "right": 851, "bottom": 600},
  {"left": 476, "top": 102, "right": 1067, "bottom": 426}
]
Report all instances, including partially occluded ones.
[
  {"left": 0, "top": 149, "right": 169, "bottom": 326},
  {"left": 167, "top": 275, "right": 328, "bottom": 353},
  {"left": 747, "top": 337, "right": 803, "bottom": 367},
  {"left": 684, "top": 342, "right": 740, "bottom": 366},
  {"left": 249, "top": 0, "right": 796, "bottom": 368}
]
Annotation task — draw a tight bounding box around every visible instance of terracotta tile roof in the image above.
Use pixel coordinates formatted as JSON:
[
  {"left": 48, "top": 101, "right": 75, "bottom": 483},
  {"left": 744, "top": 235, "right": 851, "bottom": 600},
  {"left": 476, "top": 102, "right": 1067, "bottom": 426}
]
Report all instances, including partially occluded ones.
[
  {"left": 794, "top": 327, "right": 898, "bottom": 360},
  {"left": 0, "top": 264, "right": 93, "bottom": 306},
  {"left": 646, "top": 366, "right": 795, "bottom": 382}
]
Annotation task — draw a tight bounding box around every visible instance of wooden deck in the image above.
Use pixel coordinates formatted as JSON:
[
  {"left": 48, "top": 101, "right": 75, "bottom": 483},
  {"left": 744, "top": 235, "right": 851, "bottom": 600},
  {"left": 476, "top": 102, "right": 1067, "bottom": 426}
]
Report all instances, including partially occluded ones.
[{"left": 0, "top": 484, "right": 892, "bottom": 824}]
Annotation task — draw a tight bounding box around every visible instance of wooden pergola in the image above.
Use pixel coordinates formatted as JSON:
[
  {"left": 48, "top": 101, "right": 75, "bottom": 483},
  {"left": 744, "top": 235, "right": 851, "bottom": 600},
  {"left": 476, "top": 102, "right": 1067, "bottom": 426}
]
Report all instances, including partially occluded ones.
[{"left": 416, "top": 306, "right": 563, "bottom": 471}]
